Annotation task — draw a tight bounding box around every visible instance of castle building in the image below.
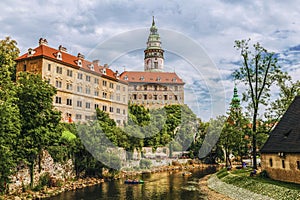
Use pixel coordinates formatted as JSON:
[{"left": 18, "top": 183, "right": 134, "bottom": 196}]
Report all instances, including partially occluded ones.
[
  {"left": 15, "top": 38, "right": 128, "bottom": 125},
  {"left": 120, "top": 17, "right": 185, "bottom": 109}
]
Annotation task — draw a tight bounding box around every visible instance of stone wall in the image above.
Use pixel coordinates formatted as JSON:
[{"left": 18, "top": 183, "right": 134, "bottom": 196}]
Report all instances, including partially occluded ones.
[
  {"left": 9, "top": 150, "right": 75, "bottom": 193},
  {"left": 261, "top": 153, "right": 300, "bottom": 184}
]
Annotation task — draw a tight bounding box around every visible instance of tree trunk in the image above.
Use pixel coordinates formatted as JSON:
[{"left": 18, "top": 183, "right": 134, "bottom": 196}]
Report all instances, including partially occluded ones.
[{"left": 252, "top": 108, "right": 258, "bottom": 169}]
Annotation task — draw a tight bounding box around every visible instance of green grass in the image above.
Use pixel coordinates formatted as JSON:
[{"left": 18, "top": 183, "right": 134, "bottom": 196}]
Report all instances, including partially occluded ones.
[
  {"left": 218, "top": 168, "right": 300, "bottom": 200},
  {"left": 216, "top": 168, "right": 229, "bottom": 179}
]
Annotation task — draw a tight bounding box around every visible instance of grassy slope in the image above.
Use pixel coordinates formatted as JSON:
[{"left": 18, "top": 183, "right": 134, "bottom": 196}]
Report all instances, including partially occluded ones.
[{"left": 217, "top": 168, "right": 300, "bottom": 200}]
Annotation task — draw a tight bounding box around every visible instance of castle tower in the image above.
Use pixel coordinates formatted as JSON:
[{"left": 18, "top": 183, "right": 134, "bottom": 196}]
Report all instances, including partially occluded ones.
[{"left": 144, "top": 16, "right": 164, "bottom": 72}]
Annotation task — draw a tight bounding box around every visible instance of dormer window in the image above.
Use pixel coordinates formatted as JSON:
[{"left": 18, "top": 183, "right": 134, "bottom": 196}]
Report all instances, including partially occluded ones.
[
  {"left": 77, "top": 60, "right": 82, "bottom": 67},
  {"left": 89, "top": 64, "right": 94, "bottom": 71},
  {"left": 57, "top": 52, "right": 62, "bottom": 60},
  {"left": 27, "top": 48, "right": 35, "bottom": 56},
  {"left": 124, "top": 75, "right": 128, "bottom": 80},
  {"left": 156, "top": 77, "right": 161, "bottom": 81},
  {"left": 102, "top": 68, "right": 106, "bottom": 75},
  {"left": 172, "top": 77, "right": 177, "bottom": 82},
  {"left": 140, "top": 76, "right": 145, "bottom": 81}
]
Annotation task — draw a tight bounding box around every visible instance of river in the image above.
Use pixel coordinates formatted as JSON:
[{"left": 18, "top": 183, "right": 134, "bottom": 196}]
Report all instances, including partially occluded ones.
[{"left": 47, "top": 166, "right": 216, "bottom": 200}]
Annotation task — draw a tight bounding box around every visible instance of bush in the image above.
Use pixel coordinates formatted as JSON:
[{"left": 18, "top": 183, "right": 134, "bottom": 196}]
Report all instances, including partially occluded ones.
[
  {"left": 139, "top": 159, "right": 152, "bottom": 169},
  {"left": 33, "top": 173, "right": 51, "bottom": 191},
  {"left": 259, "top": 170, "right": 268, "bottom": 178}
]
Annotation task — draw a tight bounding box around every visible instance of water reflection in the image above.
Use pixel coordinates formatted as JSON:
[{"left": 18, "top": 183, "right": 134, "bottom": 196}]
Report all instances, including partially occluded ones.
[{"left": 48, "top": 166, "right": 216, "bottom": 200}]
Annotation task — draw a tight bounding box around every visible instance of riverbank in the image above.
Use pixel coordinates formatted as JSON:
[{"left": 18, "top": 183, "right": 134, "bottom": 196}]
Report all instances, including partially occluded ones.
[
  {"left": 205, "top": 167, "right": 300, "bottom": 200},
  {"left": 1, "top": 162, "right": 218, "bottom": 200}
]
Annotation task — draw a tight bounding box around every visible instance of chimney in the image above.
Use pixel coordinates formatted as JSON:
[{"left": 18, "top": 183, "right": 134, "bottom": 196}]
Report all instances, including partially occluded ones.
[
  {"left": 39, "top": 38, "right": 48, "bottom": 46},
  {"left": 93, "top": 60, "right": 100, "bottom": 66},
  {"left": 104, "top": 63, "right": 108, "bottom": 68},
  {"left": 27, "top": 48, "right": 35, "bottom": 56},
  {"left": 77, "top": 53, "right": 85, "bottom": 59},
  {"left": 58, "top": 45, "right": 67, "bottom": 53}
]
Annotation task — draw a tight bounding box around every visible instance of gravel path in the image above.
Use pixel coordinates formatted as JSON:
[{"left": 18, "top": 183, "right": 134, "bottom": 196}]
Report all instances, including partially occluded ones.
[{"left": 207, "top": 174, "right": 275, "bottom": 200}]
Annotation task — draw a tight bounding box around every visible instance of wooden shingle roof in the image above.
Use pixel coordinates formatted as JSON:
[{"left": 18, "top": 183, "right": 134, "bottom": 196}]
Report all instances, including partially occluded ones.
[{"left": 260, "top": 96, "right": 300, "bottom": 153}]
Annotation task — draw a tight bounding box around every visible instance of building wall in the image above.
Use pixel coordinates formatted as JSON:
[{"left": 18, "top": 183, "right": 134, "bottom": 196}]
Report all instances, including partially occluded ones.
[
  {"left": 16, "top": 57, "right": 128, "bottom": 125},
  {"left": 261, "top": 153, "right": 300, "bottom": 184},
  {"left": 128, "top": 83, "right": 184, "bottom": 109}
]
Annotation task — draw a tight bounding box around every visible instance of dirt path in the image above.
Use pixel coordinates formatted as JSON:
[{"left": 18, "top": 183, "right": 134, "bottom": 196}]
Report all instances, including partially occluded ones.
[{"left": 199, "top": 174, "right": 233, "bottom": 200}]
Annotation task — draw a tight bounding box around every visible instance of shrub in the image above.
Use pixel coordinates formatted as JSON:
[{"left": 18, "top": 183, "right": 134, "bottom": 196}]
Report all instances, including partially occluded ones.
[{"left": 259, "top": 170, "right": 268, "bottom": 178}]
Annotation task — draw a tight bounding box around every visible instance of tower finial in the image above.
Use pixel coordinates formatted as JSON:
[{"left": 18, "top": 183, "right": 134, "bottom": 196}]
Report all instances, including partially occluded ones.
[{"left": 152, "top": 16, "right": 155, "bottom": 26}]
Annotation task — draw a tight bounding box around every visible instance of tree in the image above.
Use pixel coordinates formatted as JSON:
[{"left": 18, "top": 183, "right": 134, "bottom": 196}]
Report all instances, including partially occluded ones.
[
  {"left": 0, "top": 37, "right": 20, "bottom": 82},
  {"left": 16, "top": 72, "right": 61, "bottom": 187},
  {"left": 265, "top": 77, "right": 300, "bottom": 129},
  {"left": 233, "top": 39, "right": 285, "bottom": 169},
  {"left": 0, "top": 36, "right": 21, "bottom": 193}
]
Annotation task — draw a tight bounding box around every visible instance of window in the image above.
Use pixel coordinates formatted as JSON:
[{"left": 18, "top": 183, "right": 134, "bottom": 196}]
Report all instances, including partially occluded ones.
[
  {"left": 109, "top": 82, "right": 114, "bottom": 89},
  {"left": 144, "top": 85, "right": 147, "bottom": 90},
  {"left": 23, "top": 64, "right": 27, "bottom": 71},
  {"left": 94, "top": 104, "right": 99, "bottom": 109},
  {"left": 144, "top": 94, "right": 147, "bottom": 100},
  {"left": 55, "top": 80, "right": 62, "bottom": 88},
  {"left": 102, "top": 105, "right": 107, "bottom": 111},
  {"left": 297, "top": 161, "right": 300, "bottom": 170},
  {"left": 154, "top": 62, "right": 158, "bottom": 68},
  {"left": 109, "top": 107, "right": 114, "bottom": 112},
  {"left": 123, "top": 109, "right": 125, "bottom": 115},
  {"left": 110, "top": 94, "right": 114, "bottom": 100},
  {"left": 117, "top": 108, "right": 120, "bottom": 114},
  {"left": 94, "top": 78, "right": 99, "bottom": 84},
  {"left": 48, "top": 64, "right": 51, "bottom": 71},
  {"left": 269, "top": 158, "right": 273, "bottom": 167},
  {"left": 116, "top": 85, "right": 120, "bottom": 90},
  {"left": 56, "top": 66, "right": 62, "bottom": 74},
  {"left": 77, "top": 73, "right": 83, "bottom": 79},
  {"left": 103, "top": 80, "right": 107, "bottom": 87},
  {"left": 154, "top": 85, "right": 157, "bottom": 91},
  {"left": 77, "top": 86, "right": 83, "bottom": 93},
  {"left": 164, "top": 95, "right": 168, "bottom": 100},
  {"left": 66, "top": 98, "right": 72, "bottom": 106},
  {"left": 174, "top": 95, "right": 178, "bottom": 101},
  {"left": 116, "top": 94, "right": 120, "bottom": 101},
  {"left": 75, "top": 114, "right": 82, "bottom": 120},
  {"left": 55, "top": 96, "right": 61, "bottom": 104},
  {"left": 123, "top": 96, "right": 126, "bottom": 103},
  {"left": 134, "top": 85, "right": 137, "bottom": 90},
  {"left": 86, "top": 75, "right": 91, "bottom": 82},
  {"left": 94, "top": 89, "right": 99, "bottom": 96},
  {"left": 117, "top": 120, "right": 121, "bottom": 125},
  {"left": 123, "top": 86, "right": 126, "bottom": 92},
  {"left": 164, "top": 86, "right": 167, "bottom": 91},
  {"left": 140, "top": 76, "right": 144, "bottom": 81},
  {"left": 77, "top": 101, "right": 82, "bottom": 107},
  {"left": 133, "top": 94, "right": 137, "bottom": 100},
  {"left": 67, "top": 69, "right": 73, "bottom": 77},
  {"left": 86, "top": 87, "right": 91, "bottom": 94},
  {"left": 175, "top": 86, "right": 178, "bottom": 91},
  {"left": 86, "top": 102, "right": 91, "bottom": 109},
  {"left": 282, "top": 160, "right": 285, "bottom": 168},
  {"left": 66, "top": 83, "right": 73, "bottom": 90},
  {"left": 154, "top": 95, "right": 157, "bottom": 100},
  {"left": 103, "top": 92, "right": 107, "bottom": 98}
]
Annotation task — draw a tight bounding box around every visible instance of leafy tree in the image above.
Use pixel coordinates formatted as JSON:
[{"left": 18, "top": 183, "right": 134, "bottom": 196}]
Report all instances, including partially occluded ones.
[
  {"left": 265, "top": 77, "right": 300, "bottom": 129},
  {"left": 16, "top": 72, "right": 61, "bottom": 187},
  {"left": 0, "top": 36, "right": 20, "bottom": 82},
  {"left": 0, "top": 36, "right": 20, "bottom": 193},
  {"left": 233, "top": 39, "right": 285, "bottom": 169}
]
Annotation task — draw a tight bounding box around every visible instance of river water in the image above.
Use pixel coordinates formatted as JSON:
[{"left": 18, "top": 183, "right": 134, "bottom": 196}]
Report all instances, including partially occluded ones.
[{"left": 48, "top": 166, "right": 216, "bottom": 200}]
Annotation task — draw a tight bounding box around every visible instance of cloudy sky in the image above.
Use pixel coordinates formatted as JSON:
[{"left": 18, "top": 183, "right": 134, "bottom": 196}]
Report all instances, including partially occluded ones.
[{"left": 1, "top": 0, "right": 300, "bottom": 121}]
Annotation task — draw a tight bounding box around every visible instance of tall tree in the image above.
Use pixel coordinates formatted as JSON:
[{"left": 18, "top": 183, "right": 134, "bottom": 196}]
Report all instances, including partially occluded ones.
[
  {"left": 233, "top": 39, "right": 285, "bottom": 169},
  {"left": 16, "top": 72, "right": 61, "bottom": 187},
  {"left": 0, "top": 37, "right": 21, "bottom": 193}
]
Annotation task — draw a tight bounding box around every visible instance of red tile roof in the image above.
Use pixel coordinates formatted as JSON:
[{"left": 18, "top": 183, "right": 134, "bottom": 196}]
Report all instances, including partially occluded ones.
[
  {"left": 16, "top": 43, "right": 121, "bottom": 82},
  {"left": 120, "top": 71, "right": 184, "bottom": 84}
]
